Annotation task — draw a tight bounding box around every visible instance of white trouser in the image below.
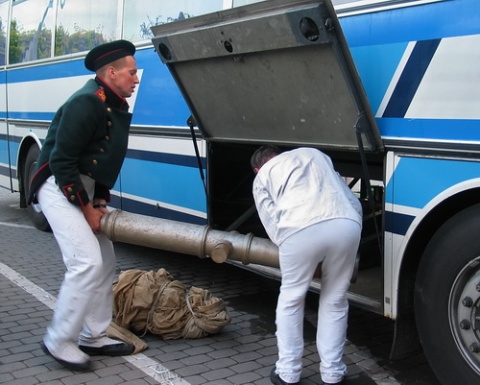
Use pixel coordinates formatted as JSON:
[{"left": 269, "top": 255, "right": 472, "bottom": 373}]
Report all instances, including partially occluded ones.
[
  {"left": 38, "top": 175, "right": 116, "bottom": 349},
  {"left": 275, "top": 219, "right": 361, "bottom": 384}
]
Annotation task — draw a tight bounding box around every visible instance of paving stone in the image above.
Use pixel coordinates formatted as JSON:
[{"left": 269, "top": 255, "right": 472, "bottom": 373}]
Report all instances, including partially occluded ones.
[
  {"left": 176, "top": 363, "right": 210, "bottom": 377},
  {"left": 230, "top": 360, "right": 263, "bottom": 373},
  {"left": 11, "top": 364, "right": 50, "bottom": 379},
  {"left": 0, "top": 373, "right": 14, "bottom": 383},
  {"left": 3, "top": 377, "right": 39, "bottom": 385},
  {"left": 83, "top": 375, "right": 124, "bottom": 385},
  {"left": 229, "top": 371, "right": 263, "bottom": 384},
  {"left": 200, "top": 367, "right": 236, "bottom": 381}
]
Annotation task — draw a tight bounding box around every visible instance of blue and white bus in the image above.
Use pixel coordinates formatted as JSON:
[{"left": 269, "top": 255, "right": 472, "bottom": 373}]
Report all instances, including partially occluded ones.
[
  {"left": 0, "top": 0, "right": 250, "bottom": 229},
  {"left": 1, "top": 1, "right": 480, "bottom": 384}
]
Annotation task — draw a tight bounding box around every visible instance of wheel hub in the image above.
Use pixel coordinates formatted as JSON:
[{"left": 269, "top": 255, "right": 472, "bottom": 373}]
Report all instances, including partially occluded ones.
[{"left": 450, "top": 256, "right": 480, "bottom": 374}]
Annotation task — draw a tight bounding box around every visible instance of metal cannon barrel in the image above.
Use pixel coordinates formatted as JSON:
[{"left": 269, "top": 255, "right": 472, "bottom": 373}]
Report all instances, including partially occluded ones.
[{"left": 101, "top": 210, "right": 279, "bottom": 268}]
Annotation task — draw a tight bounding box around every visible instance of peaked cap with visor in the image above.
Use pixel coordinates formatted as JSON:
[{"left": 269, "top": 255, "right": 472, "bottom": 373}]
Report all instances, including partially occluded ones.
[{"left": 84, "top": 39, "right": 136, "bottom": 72}]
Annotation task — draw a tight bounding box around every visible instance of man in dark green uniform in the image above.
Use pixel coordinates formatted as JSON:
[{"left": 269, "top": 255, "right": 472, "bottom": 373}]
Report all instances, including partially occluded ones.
[{"left": 29, "top": 40, "right": 140, "bottom": 371}]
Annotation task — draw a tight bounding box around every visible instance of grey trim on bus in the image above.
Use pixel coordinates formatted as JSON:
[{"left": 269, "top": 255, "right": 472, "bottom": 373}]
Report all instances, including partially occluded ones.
[{"left": 5, "top": 119, "right": 204, "bottom": 139}]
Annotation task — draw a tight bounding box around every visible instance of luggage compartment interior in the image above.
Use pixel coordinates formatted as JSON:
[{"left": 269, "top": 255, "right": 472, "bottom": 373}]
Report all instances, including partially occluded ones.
[{"left": 207, "top": 141, "right": 385, "bottom": 312}]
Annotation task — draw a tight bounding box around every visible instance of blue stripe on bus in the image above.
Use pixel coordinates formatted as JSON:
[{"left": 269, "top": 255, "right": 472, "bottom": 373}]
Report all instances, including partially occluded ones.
[
  {"left": 377, "top": 117, "right": 480, "bottom": 141},
  {"left": 126, "top": 149, "right": 206, "bottom": 168},
  {"left": 340, "top": 0, "right": 480, "bottom": 48},
  {"left": 110, "top": 194, "right": 207, "bottom": 225},
  {"left": 0, "top": 136, "right": 17, "bottom": 166},
  {"left": 0, "top": 133, "right": 19, "bottom": 142},
  {"left": 7, "top": 60, "right": 88, "bottom": 83},
  {"left": 7, "top": 111, "right": 55, "bottom": 121},
  {"left": 0, "top": 150, "right": 7, "bottom": 166},
  {"left": 341, "top": 1, "right": 479, "bottom": 120},
  {"left": 350, "top": 43, "right": 408, "bottom": 114},
  {"left": 120, "top": 157, "right": 206, "bottom": 213},
  {"left": 383, "top": 39, "right": 441, "bottom": 118},
  {"left": 132, "top": 50, "right": 192, "bottom": 127},
  {"left": 386, "top": 157, "right": 480, "bottom": 209},
  {"left": 0, "top": 164, "right": 12, "bottom": 178},
  {"left": 384, "top": 210, "right": 414, "bottom": 236}
]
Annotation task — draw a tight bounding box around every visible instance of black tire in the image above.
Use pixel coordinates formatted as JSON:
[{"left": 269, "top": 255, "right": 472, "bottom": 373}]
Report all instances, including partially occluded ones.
[
  {"left": 23, "top": 145, "right": 50, "bottom": 231},
  {"left": 414, "top": 204, "right": 480, "bottom": 385}
]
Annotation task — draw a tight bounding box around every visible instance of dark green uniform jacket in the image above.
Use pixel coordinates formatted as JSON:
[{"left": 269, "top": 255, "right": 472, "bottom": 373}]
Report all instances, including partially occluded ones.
[{"left": 28, "top": 77, "right": 132, "bottom": 207}]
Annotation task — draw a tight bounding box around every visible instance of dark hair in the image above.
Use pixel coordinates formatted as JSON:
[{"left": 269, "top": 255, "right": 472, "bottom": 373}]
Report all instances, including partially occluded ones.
[{"left": 250, "top": 145, "right": 282, "bottom": 170}]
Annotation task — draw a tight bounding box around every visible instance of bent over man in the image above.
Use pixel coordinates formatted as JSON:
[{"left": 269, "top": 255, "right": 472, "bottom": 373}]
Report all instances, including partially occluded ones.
[
  {"left": 28, "top": 40, "right": 140, "bottom": 371},
  {"left": 251, "top": 146, "right": 362, "bottom": 385}
]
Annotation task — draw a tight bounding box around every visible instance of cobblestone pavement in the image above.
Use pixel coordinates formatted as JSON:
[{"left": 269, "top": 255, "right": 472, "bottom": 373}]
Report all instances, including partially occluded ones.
[{"left": 0, "top": 187, "right": 441, "bottom": 385}]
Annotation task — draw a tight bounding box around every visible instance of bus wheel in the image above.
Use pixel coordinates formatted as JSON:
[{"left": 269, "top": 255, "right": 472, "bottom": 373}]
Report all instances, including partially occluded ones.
[
  {"left": 415, "top": 204, "right": 480, "bottom": 385},
  {"left": 23, "top": 145, "right": 50, "bottom": 232}
]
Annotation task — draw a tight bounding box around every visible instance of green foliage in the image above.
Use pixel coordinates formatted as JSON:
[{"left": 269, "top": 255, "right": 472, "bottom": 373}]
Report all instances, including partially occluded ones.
[
  {"left": 8, "top": 19, "right": 106, "bottom": 64},
  {"left": 8, "top": 18, "right": 51, "bottom": 64},
  {"left": 8, "top": 19, "right": 21, "bottom": 64},
  {"left": 55, "top": 24, "right": 106, "bottom": 56},
  {"left": 0, "top": 17, "right": 5, "bottom": 65}
]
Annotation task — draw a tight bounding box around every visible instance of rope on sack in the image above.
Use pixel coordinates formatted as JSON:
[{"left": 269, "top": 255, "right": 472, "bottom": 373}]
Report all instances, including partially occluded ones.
[{"left": 143, "top": 279, "right": 171, "bottom": 337}]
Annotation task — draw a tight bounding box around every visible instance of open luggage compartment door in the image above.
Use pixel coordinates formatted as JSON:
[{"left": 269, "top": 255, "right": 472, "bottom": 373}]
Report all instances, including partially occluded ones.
[{"left": 151, "top": 0, "right": 383, "bottom": 152}]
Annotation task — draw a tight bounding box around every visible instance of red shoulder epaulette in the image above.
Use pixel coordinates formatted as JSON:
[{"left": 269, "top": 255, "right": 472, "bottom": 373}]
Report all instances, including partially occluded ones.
[{"left": 95, "top": 87, "right": 107, "bottom": 102}]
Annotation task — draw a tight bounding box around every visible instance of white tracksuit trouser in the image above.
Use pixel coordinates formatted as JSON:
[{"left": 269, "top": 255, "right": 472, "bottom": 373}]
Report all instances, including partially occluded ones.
[
  {"left": 275, "top": 218, "right": 361, "bottom": 384},
  {"left": 38, "top": 175, "right": 115, "bottom": 351}
]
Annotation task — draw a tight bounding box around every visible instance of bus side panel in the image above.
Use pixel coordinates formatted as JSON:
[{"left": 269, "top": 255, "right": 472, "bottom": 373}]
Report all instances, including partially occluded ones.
[
  {"left": 116, "top": 135, "right": 207, "bottom": 224},
  {"left": 384, "top": 153, "right": 480, "bottom": 318},
  {"left": 131, "top": 47, "right": 192, "bottom": 127},
  {"left": 5, "top": 47, "right": 207, "bottom": 223},
  {"left": 339, "top": 0, "right": 480, "bottom": 144},
  {"left": 115, "top": 47, "right": 208, "bottom": 223},
  {"left": 0, "top": 69, "right": 11, "bottom": 191}
]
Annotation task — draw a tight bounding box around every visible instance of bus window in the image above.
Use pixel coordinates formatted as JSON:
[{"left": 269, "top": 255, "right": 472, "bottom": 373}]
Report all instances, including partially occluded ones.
[
  {"left": 9, "top": 0, "right": 54, "bottom": 64},
  {"left": 0, "top": 0, "right": 7, "bottom": 65},
  {"left": 55, "top": 0, "right": 119, "bottom": 56},
  {"left": 123, "top": 0, "right": 224, "bottom": 42}
]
